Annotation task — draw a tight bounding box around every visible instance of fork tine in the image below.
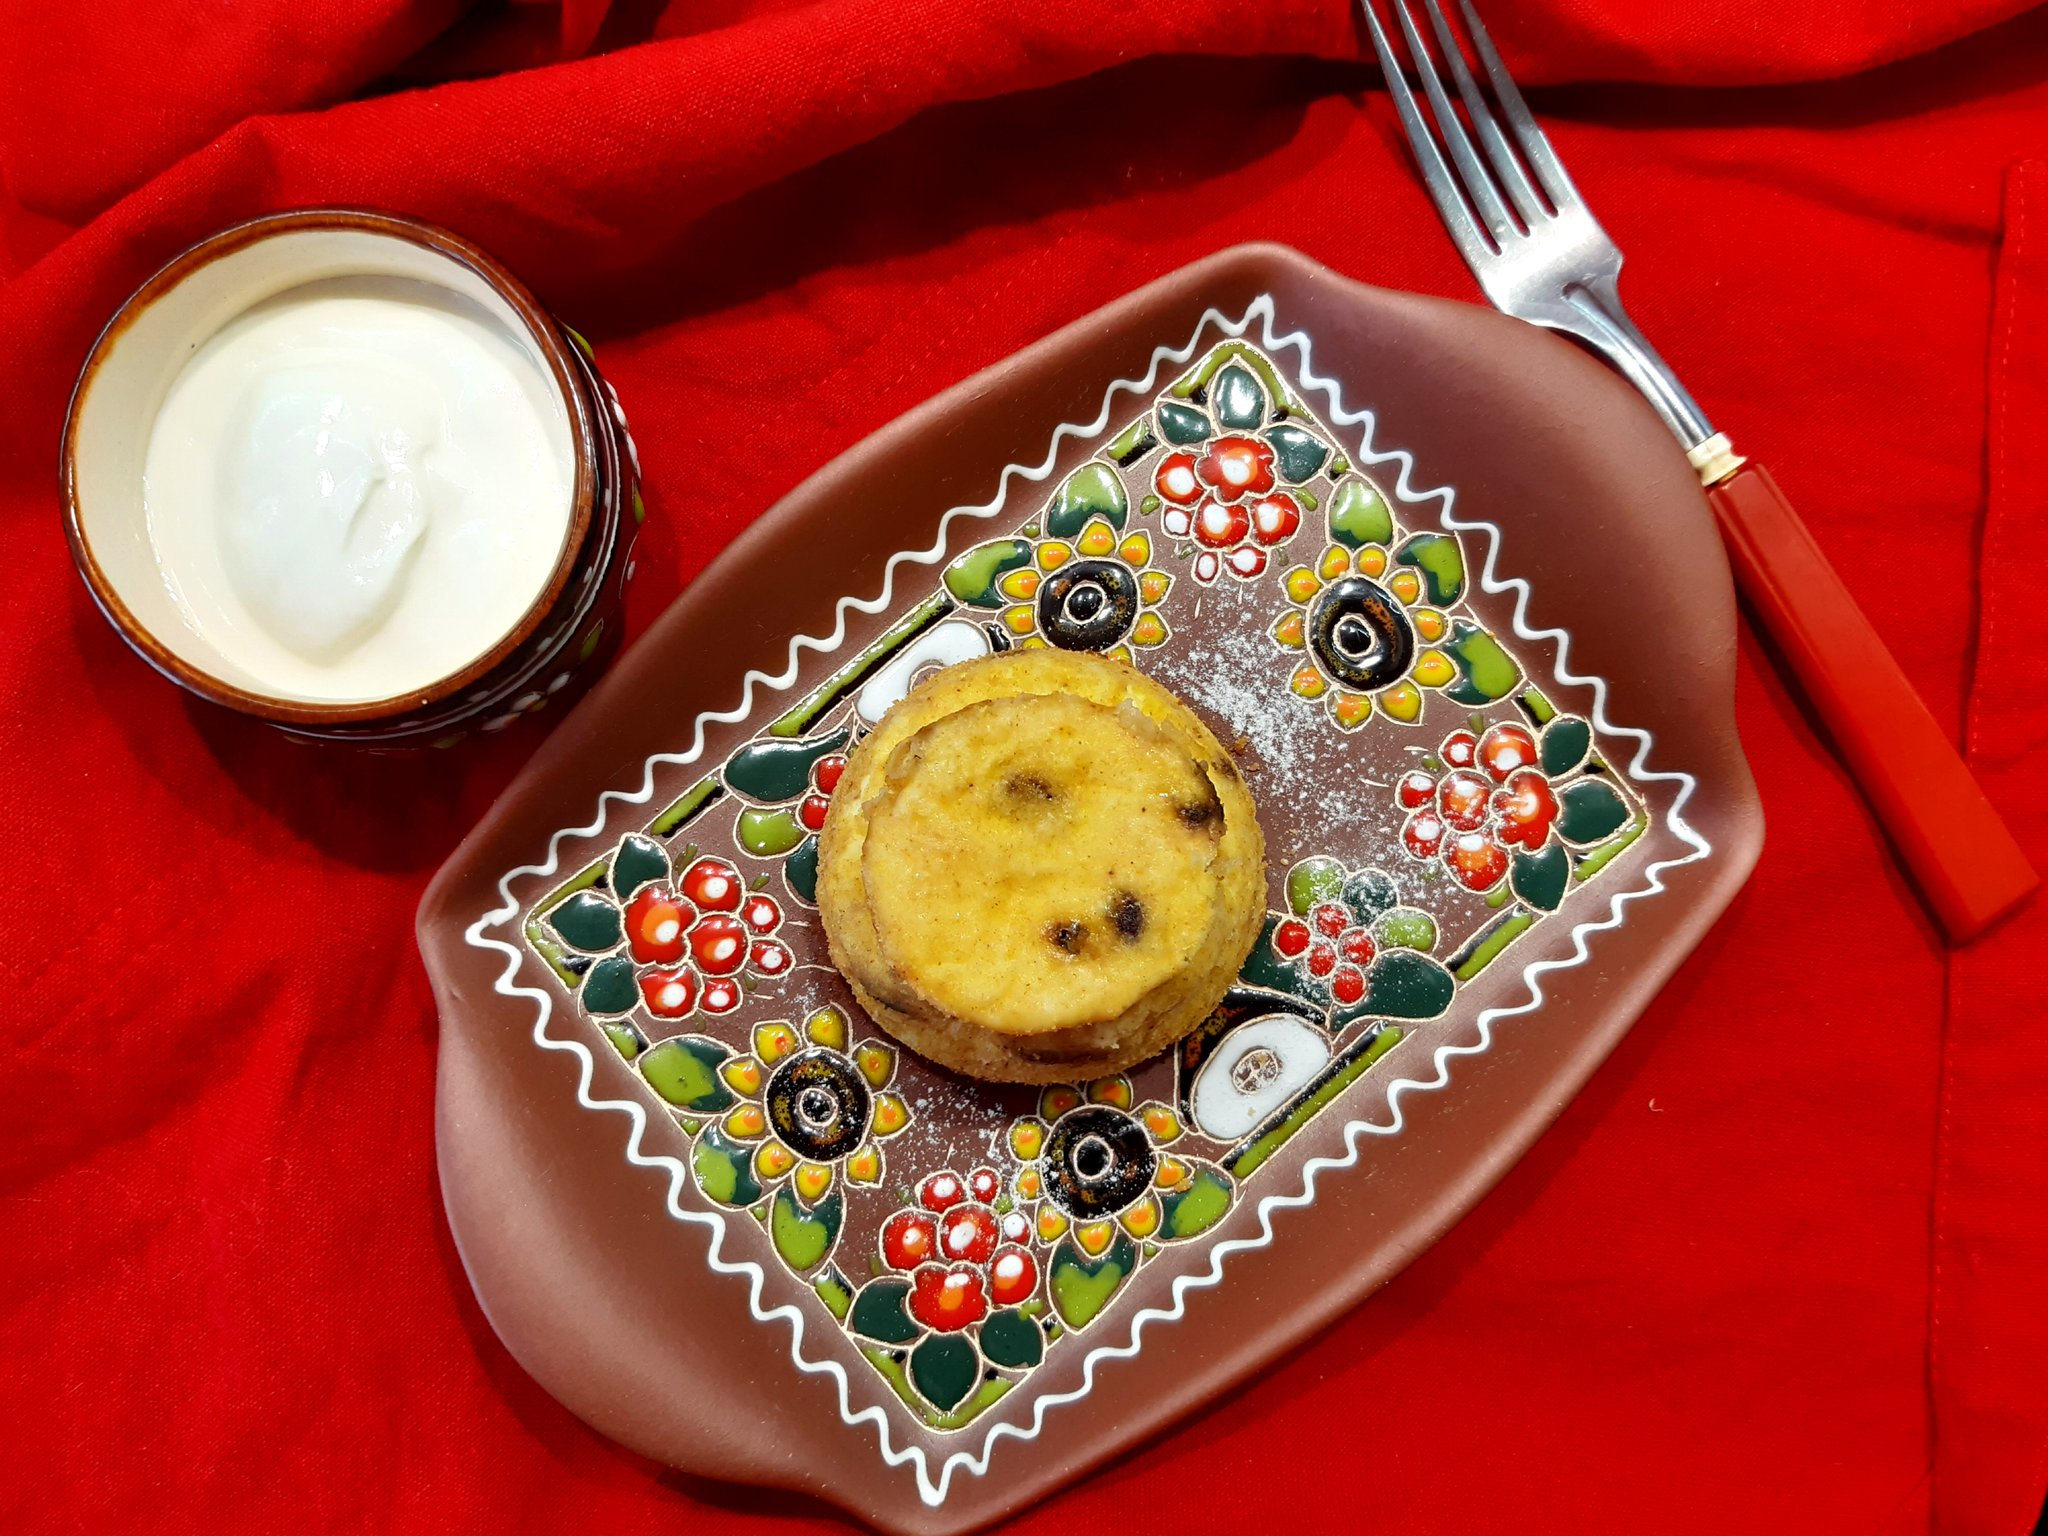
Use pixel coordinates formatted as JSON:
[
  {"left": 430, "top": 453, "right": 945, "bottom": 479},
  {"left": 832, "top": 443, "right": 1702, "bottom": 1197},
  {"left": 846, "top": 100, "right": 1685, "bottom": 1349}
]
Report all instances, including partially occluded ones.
[
  {"left": 1357, "top": 0, "right": 1496, "bottom": 272},
  {"left": 1417, "top": 0, "right": 1545, "bottom": 227},
  {"left": 1455, "top": 0, "right": 1583, "bottom": 213},
  {"left": 1388, "top": 0, "right": 1518, "bottom": 246}
]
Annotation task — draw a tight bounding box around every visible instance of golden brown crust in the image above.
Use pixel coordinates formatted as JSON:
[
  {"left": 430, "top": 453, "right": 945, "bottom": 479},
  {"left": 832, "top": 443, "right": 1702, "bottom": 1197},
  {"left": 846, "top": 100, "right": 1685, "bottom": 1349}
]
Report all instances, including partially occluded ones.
[{"left": 817, "top": 649, "right": 1264, "bottom": 1083}]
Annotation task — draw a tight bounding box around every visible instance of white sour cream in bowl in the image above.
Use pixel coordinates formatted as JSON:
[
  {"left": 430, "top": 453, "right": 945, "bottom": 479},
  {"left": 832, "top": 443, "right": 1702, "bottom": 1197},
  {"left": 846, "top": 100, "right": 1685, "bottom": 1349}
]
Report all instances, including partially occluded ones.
[
  {"left": 65, "top": 211, "right": 603, "bottom": 736},
  {"left": 144, "top": 278, "right": 573, "bottom": 702}
]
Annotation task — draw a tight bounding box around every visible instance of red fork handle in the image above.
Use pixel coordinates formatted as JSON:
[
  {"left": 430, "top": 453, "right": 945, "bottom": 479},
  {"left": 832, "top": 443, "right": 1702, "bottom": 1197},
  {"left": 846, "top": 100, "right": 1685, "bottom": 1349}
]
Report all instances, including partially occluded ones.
[{"left": 1707, "top": 461, "right": 2037, "bottom": 943}]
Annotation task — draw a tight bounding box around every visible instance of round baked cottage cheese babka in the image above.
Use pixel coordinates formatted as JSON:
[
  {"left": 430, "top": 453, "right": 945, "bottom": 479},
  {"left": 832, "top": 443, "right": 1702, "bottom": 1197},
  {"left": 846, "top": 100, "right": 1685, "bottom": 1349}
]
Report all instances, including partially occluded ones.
[{"left": 816, "top": 648, "right": 1265, "bottom": 1082}]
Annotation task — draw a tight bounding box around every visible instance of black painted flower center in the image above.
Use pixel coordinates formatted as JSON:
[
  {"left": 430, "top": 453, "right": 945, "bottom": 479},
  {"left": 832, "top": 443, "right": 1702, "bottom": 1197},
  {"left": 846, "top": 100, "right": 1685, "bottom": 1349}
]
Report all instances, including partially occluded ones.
[
  {"left": 1308, "top": 575, "right": 1416, "bottom": 692},
  {"left": 1036, "top": 559, "right": 1139, "bottom": 651},
  {"left": 765, "top": 1048, "right": 870, "bottom": 1161},
  {"left": 1043, "top": 1104, "right": 1155, "bottom": 1217}
]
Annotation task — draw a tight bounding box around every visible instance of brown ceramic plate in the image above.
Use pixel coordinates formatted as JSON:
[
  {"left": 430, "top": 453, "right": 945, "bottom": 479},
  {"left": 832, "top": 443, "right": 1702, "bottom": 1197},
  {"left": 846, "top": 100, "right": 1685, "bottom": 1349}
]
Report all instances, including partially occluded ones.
[{"left": 419, "top": 243, "right": 1762, "bottom": 1534}]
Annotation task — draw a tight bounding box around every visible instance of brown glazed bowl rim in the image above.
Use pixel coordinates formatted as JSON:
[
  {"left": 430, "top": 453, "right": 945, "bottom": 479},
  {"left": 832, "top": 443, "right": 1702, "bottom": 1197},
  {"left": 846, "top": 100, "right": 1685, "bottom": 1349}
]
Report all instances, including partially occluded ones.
[{"left": 59, "top": 207, "right": 599, "bottom": 727}]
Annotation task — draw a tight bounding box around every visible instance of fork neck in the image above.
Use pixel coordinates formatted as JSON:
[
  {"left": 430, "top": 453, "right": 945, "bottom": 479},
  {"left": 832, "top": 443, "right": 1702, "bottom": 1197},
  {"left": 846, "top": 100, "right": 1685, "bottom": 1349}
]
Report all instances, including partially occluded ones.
[{"left": 1559, "top": 279, "right": 1743, "bottom": 484}]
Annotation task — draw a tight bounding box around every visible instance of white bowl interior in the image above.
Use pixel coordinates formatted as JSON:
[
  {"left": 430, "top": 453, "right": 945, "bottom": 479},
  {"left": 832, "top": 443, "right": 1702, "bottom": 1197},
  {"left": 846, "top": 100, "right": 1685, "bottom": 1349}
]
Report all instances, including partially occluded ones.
[{"left": 70, "top": 225, "right": 576, "bottom": 708}]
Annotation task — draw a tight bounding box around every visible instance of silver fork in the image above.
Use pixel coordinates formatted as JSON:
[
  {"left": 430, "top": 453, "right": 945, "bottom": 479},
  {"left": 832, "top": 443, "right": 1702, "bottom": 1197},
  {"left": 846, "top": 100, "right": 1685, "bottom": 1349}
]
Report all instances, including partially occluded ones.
[{"left": 1360, "top": 0, "right": 2036, "bottom": 944}]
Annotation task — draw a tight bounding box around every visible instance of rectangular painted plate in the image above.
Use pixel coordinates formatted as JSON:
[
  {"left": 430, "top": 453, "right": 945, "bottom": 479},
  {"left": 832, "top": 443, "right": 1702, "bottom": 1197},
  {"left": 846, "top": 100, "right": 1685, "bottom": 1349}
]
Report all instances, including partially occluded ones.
[{"left": 419, "top": 244, "right": 1762, "bottom": 1536}]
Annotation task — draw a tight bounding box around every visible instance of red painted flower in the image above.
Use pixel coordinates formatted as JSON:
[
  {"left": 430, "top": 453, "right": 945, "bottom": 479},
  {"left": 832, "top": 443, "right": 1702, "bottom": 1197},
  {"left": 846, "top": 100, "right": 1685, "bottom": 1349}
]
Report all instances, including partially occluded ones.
[
  {"left": 1249, "top": 494, "right": 1300, "bottom": 546},
  {"left": 618, "top": 870, "right": 788, "bottom": 1025},
  {"left": 909, "top": 1264, "right": 989, "bottom": 1333},
  {"left": 1155, "top": 438, "right": 1297, "bottom": 586},
  {"left": 1154, "top": 451, "right": 1204, "bottom": 506},
  {"left": 679, "top": 855, "right": 744, "bottom": 912},
  {"left": 639, "top": 966, "right": 699, "bottom": 1019},
  {"left": 938, "top": 1203, "right": 1000, "bottom": 1265},
  {"left": 870, "top": 1165, "right": 1043, "bottom": 1344},
  {"left": 1193, "top": 499, "right": 1251, "bottom": 550},
  {"left": 882, "top": 1209, "right": 939, "bottom": 1270},
  {"left": 989, "top": 1246, "right": 1038, "bottom": 1308},
  {"left": 1270, "top": 903, "right": 1376, "bottom": 1009},
  {"left": 690, "top": 911, "right": 750, "bottom": 976},
  {"left": 1161, "top": 479, "right": 1301, "bottom": 587},
  {"left": 624, "top": 885, "right": 695, "bottom": 964},
  {"left": 1194, "top": 436, "right": 1275, "bottom": 503},
  {"left": 796, "top": 751, "right": 844, "bottom": 834},
  {"left": 1396, "top": 722, "right": 1560, "bottom": 892},
  {"left": 1491, "top": 769, "right": 1559, "bottom": 851}
]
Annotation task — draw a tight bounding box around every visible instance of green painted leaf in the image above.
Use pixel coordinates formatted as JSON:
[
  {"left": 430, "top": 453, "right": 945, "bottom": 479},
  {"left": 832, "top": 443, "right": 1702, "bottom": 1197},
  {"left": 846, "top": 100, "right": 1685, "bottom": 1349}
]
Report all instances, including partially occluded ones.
[
  {"left": 1107, "top": 418, "right": 1157, "bottom": 464},
  {"left": 979, "top": 1308, "right": 1044, "bottom": 1369},
  {"left": 1156, "top": 400, "right": 1210, "bottom": 445},
  {"left": 723, "top": 728, "right": 850, "bottom": 803},
  {"left": 641, "top": 1036, "right": 736, "bottom": 1113},
  {"left": 1443, "top": 622, "right": 1524, "bottom": 705},
  {"left": 1340, "top": 866, "right": 1398, "bottom": 927},
  {"left": 610, "top": 834, "right": 670, "bottom": 900},
  {"left": 600, "top": 1021, "right": 647, "bottom": 1061},
  {"left": 1395, "top": 532, "right": 1466, "bottom": 605},
  {"left": 1212, "top": 364, "right": 1266, "bottom": 429},
  {"left": 1358, "top": 950, "right": 1456, "bottom": 1019},
  {"left": 1286, "top": 856, "right": 1347, "bottom": 916},
  {"left": 579, "top": 954, "right": 637, "bottom": 1016},
  {"left": 849, "top": 1278, "right": 920, "bottom": 1344},
  {"left": 814, "top": 1270, "right": 853, "bottom": 1320},
  {"left": 549, "top": 891, "right": 622, "bottom": 952},
  {"left": 784, "top": 835, "right": 820, "bottom": 904},
  {"left": 1045, "top": 462, "right": 1128, "bottom": 537},
  {"left": 1557, "top": 779, "right": 1631, "bottom": 846},
  {"left": 1540, "top": 716, "right": 1592, "bottom": 777},
  {"left": 1510, "top": 841, "right": 1570, "bottom": 912},
  {"left": 737, "top": 806, "right": 807, "bottom": 857},
  {"left": 910, "top": 1334, "right": 981, "bottom": 1411},
  {"left": 1048, "top": 1232, "right": 1138, "bottom": 1331},
  {"left": 1327, "top": 477, "right": 1395, "bottom": 547},
  {"left": 944, "top": 539, "right": 1033, "bottom": 608},
  {"left": 1158, "top": 1167, "right": 1233, "bottom": 1241},
  {"left": 770, "top": 1186, "right": 843, "bottom": 1273},
  {"left": 1264, "top": 423, "right": 1329, "bottom": 483},
  {"left": 1373, "top": 906, "right": 1438, "bottom": 953},
  {"left": 690, "top": 1127, "right": 762, "bottom": 1207}
]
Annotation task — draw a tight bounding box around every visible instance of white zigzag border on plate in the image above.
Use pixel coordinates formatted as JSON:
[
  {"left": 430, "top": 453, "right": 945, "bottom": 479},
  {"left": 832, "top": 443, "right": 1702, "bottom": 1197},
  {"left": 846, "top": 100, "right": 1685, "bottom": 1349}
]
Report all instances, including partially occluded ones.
[{"left": 463, "top": 295, "right": 1714, "bottom": 1507}]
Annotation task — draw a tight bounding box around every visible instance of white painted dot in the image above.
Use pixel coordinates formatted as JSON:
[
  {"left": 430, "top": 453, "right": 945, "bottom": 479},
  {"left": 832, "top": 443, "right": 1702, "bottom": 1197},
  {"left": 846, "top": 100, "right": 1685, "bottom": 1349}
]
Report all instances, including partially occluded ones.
[
  {"left": 653, "top": 918, "right": 680, "bottom": 945},
  {"left": 659, "top": 984, "right": 687, "bottom": 1011}
]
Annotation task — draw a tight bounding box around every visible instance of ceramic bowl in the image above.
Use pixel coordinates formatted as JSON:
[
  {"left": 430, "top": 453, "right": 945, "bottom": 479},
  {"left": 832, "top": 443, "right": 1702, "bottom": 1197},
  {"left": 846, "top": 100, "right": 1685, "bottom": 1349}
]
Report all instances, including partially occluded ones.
[{"left": 62, "top": 208, "right": 643, "bottom": 746}]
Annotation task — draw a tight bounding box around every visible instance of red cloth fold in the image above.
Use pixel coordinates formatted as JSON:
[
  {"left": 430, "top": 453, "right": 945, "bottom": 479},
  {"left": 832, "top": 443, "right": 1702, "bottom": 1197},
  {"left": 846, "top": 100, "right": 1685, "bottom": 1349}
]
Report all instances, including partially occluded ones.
[
  {"left": 1933, "top": 159, "right": 2048, "bottom": 1536},
  {"left": 4, "top": 4, "right": 2048, "bottom": 1534}
]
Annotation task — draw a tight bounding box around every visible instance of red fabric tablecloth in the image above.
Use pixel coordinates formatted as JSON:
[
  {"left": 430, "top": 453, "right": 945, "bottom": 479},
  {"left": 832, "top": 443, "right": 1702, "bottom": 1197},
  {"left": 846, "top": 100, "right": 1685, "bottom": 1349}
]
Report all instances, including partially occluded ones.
[{"left": 5, "top": 4, "right": 2048, "bottom": 1532}]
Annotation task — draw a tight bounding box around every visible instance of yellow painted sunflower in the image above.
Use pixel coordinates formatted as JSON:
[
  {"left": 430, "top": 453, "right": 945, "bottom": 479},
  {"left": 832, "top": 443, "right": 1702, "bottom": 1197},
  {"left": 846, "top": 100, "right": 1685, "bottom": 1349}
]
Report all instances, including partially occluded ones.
[
  {"left": 1270, "top": 540, "right": 1460, "bottom": 731},
  {"left": 694, "top": 1003, "right": 912, "bottom": 1205},
  {"left": 992, "top": 517, "right": 1173, "bottom": 661}
]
